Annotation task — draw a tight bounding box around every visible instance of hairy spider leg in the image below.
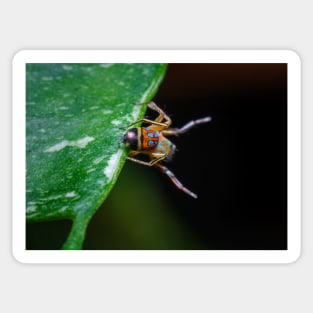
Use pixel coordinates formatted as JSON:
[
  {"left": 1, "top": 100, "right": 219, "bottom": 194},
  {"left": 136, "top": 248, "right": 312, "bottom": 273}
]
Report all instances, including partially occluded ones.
[
  {"left": 162, "top": 116, "right": 212, "bottom": 136},
  {"left": 147, "top": 101, "right": 172, "bottom": 127},
  {"left": 155, "top": 163, "right": 198, "bottom": 199},
  {"left": 126, "top": 153, "right": 166, "bottom": 166},
  {"left": 122, "top": 118, "right": 167, "bottom": 129},
  {"left": 122, "top": 102, "right": 172, "bottom": 131}
]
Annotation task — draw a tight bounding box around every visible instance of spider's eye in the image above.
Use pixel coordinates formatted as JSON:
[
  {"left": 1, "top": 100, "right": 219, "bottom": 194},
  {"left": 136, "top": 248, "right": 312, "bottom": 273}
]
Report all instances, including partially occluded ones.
[{"left": 121, "top": 128, "right": 138, "bottom": 150}]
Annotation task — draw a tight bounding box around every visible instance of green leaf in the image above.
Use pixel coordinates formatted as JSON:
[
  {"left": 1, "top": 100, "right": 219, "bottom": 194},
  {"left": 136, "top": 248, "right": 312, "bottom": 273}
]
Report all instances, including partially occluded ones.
[{"left": 26, "top": 63, "right": 167, "bottom": 249}]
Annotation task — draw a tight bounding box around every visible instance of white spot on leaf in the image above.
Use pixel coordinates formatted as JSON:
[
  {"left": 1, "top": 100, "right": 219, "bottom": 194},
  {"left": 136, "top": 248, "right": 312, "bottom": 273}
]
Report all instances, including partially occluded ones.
[
  {"left": 42, "top": 194, "right": 62, "bottom": 201},
  {"left": 65, "top": 191, "right": 77, "bottom": 198},
  {"left": 97, "top": 179, "right": 105, "bottom": 186},
  {"left": 44, "top": 140, "right": 68, "bottom": 152},
  {"left": 44, "top": 136, "right": 95, "bottom": 152},
  {"left": 75, "top": 136, "right": 95, "bottom": 148},
  {"left": 99, "top": 64, "right": 113, "bottom": 68},
  {"left": 104, "top": 150, "right": 123, "bottom": 180},
  {"left": 93, "top": 156, "right": 105, "bottom": 164},
  {"left": 131, "top": 104, "right": 141, "bottom": 121},
  {"left": 26, "top": 205, "right": 37, "bottom": 213},
  {"left": 62, "top": 65, "right": 73, "bottom": 70},
  {"left": 111, "top": 120, "right": 122, "bottom": 126}
]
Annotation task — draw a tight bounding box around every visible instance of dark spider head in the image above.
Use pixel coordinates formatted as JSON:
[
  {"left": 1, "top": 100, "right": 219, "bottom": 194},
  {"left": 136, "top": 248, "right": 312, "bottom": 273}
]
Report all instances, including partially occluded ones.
[{"left": 120, "top": 128, "right": 138, "bottom": 150}]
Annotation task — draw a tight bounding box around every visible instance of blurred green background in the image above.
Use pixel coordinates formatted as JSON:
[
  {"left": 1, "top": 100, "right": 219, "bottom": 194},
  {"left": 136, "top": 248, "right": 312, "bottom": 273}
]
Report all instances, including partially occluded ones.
[{"left": 27, "top": 161, "right": 207, "bottom": 249}]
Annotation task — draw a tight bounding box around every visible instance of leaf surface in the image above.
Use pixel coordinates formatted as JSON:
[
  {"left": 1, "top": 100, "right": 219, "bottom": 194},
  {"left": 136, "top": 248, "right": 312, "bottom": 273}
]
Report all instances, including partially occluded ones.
[{"left": 26, "top": 63, "right": 167, "bottom": 249}]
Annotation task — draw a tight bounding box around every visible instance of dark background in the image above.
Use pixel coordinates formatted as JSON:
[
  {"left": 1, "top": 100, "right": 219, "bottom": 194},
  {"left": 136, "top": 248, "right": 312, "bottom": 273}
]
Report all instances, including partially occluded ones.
[
  {"left": 152, "top": 63, "right": 288, "bottom": 250},
  {"left": 27, "top": 63, "right": 288, "bottom": 250}
]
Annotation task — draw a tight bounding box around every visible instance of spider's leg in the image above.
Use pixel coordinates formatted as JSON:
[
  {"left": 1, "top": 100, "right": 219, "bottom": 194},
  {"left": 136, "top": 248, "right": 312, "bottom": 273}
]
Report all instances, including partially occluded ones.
[
  {"left": 120, "top": 118, "right": 168, "bottom": 129},
  {"left": 121, "top": 102, "right": 171, "bottom": 131},
  {"left": 126, "top": 154, "right": 166, "bottom": 167},
  {"left": 147, "top": 101, "right": 172, "bottom": 126},
  {"left": 162, "top": 116, "right": 211, "bottom": 136},
  {"left": 155, "top": 163, "right": 198, "bottom": 199}
]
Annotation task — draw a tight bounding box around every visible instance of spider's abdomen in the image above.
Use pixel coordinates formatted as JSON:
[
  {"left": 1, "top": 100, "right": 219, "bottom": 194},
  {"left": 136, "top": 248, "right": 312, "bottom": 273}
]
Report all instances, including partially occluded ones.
[
  {"left": 140, "top": 127, "right": 160, "bottom": 150},
  {"left": 157, "top": 135, "right": 176, "bottom": 162}
]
